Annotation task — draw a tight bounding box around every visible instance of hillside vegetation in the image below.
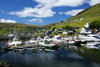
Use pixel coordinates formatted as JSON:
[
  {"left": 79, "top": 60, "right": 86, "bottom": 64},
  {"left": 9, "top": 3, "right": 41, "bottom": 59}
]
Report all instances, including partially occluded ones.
[
  {"left": 0, "top": 3, "right": 100, "bottom": 35},
  {"left": 49, "top": 3, "right": 100, "bottom": 30},
  {"left": 0, "top": 23, "right": 40, "bottom": 35}
]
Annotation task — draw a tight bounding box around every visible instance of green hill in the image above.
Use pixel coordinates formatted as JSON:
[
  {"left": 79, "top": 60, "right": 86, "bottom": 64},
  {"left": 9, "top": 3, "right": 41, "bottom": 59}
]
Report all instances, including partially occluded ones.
[
  {"left": 0, "top": 23, "right": 40, "bottom": 35},
  {"left": 49, "top": 3, "right": 100, "bottom": 30},
  {"left": 1, "top": 3, "right": 100, "bottom": 35},
  {"left": 68, "top": 3, "right": 100, "bottom": 22}
]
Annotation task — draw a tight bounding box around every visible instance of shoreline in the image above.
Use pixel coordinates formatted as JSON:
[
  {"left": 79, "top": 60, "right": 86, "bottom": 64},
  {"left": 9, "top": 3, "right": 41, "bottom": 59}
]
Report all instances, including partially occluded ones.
[{"left": 0, "top": 61, "right": 12, "bottom": 67}]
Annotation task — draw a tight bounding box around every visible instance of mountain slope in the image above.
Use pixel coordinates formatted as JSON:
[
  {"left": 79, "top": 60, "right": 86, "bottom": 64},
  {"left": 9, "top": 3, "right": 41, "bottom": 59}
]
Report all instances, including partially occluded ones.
[
  {"left": 49, "top": 3, "right": 100, "bottom": 30},
  {"left": 68, "top": 3, "right": 100, "bottom": 22}
]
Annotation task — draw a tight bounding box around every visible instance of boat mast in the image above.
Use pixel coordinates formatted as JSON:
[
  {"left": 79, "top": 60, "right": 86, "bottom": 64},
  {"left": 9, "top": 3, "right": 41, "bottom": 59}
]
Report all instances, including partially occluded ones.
[{"left": 14, "top": 25, "right": 16, "bottom": 36}]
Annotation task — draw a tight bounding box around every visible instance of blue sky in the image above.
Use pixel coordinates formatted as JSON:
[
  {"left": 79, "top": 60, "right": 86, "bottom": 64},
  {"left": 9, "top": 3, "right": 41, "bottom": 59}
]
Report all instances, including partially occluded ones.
[{"left": 0, "top": 0, "right": 100, "bottom": 25}]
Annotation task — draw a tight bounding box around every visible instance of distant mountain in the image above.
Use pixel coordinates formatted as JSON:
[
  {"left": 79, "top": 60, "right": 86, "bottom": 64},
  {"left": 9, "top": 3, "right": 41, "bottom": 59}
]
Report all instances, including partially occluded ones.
[{"left": 0, "top": 23, "right": 41, "bottom": 35}]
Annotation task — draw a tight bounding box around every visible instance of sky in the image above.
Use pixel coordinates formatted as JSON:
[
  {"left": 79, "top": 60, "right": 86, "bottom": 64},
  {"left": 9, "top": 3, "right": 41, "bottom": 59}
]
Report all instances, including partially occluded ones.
[{"left": 0, "top": 0, "right": 100, "bottom": 26}]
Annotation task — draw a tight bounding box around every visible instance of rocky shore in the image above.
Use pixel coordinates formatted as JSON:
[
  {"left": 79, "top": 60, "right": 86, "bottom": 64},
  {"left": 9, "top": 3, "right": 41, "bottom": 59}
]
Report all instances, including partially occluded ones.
[{"left": 0, "top": 62, "right": 12, "bottom": 67}]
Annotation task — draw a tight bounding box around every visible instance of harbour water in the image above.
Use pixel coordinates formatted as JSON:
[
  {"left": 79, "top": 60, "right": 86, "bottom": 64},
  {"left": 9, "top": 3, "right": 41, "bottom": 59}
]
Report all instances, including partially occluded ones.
[{"left": 0, "top": 41, "right": 100, "bottom": 67}]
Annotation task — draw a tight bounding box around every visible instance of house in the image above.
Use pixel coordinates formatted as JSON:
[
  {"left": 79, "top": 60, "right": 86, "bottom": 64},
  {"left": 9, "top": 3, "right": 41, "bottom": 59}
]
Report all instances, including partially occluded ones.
[{"left": 80, "top": 23, "right": 91, "bottom": 34}]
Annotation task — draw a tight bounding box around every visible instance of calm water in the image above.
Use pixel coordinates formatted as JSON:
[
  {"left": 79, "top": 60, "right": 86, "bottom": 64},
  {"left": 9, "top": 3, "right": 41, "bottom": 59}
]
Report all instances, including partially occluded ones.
[{"left": 0, "top": 41, "right": 100, "bottom": 67}]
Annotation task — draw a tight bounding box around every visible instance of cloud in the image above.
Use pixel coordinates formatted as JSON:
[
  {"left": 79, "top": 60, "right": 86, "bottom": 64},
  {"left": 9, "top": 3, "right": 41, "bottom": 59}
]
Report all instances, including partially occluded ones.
[
  {"left": 28, "top": 19, "right": 43, "bottom": 23},
  {"left": 8, "top": 0, "right": 86, "bottom": 18},
  {"left": 0, "top": 10, "right": 5, "bottom": 12},
  {"left": 34, "top": 0, "right": 85, "bottom": 7},
  {"left": 0, "top": 19, "right": 16, "bottom": 23},
  {"left": 88, "top": 0, "right": 100, "bottom": 6},
  {"left": 9, "top": 7, "right": 55, "bottom": 18},
  {"left": 59, "top": 12, "right": 63, "bottom": 14},
  {"left": 63, "top": 9, "right": 84, "bottom": 16}
]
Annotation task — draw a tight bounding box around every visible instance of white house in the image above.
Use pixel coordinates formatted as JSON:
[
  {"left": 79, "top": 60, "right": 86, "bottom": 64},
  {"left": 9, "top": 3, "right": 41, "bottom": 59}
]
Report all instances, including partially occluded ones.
[{"left": 80, "top": 23, "right": 91, "bottom": 34}]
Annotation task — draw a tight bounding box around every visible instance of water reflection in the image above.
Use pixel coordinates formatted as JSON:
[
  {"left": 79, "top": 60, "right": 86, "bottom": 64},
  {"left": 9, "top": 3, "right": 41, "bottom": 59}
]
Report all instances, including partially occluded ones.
[{"left": 0, "top": 42, "right": 100, "bottom": 67}]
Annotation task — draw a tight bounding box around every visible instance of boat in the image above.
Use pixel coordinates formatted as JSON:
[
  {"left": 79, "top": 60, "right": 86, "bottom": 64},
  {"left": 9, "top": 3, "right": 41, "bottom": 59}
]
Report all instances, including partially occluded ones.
[
  {"left": 78, "top": 34, "right": 100, "bottom": 42},
  {"left": 8, "top": 34, "right": 14, "bottom": 37},
  {"left": 39, "top": 40, "right": 58, "bottom": 47},
  {"left": 78, "top": 35, "right": 87, "bottom": 42},
  {"left": 85, "top": 42, "right": 100, "bottom": 49},
  {"left": 24, "top": 36, "right": 43, "bottom": 44},
  {"left": 29, "top": 37, "right": 38, "bottom": 44},
  {"left": 52, "top": 35, "right": 63, "bottom": 43},
  {"left": 63, "top": 37, "right": 75, "bottom": 45},
  {"left": 44, "top": 36, "right": 52, "bottom": 41},
  {"left": 67, "top": 39, "right": 75, "bottom": 45},
  {"left": 6, "top": 36, "right": 22, "bottom": 46},
  {"left": 86, "top": 34, "right": 100, "bottom": 42},
  {"left": 74, "top": 36, "right": 81, "bottom": 43}
]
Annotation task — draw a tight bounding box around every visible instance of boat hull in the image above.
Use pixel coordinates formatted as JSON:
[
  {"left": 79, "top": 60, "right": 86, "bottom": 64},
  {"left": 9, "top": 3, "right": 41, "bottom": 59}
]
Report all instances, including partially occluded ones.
[{"left": 39, "top": 43, "right": 56, "bottom": 47}]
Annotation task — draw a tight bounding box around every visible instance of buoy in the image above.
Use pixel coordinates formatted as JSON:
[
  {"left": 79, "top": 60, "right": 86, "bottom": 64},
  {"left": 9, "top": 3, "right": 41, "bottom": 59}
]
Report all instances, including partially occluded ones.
[
  {"left": 56, "top": 43, "right": 59, "bottom": 45},
  {"left": 70, "top": 39, "right": 73, "bottom": 41},
  {"left": 6, "top": 42, "right": 8, "bottom": 45},
  {"left": 23, "top": 42, "right": 25, "bottom": 44},
  {"left": 56, "top": 50, "right": 59, "bottom": 52}
]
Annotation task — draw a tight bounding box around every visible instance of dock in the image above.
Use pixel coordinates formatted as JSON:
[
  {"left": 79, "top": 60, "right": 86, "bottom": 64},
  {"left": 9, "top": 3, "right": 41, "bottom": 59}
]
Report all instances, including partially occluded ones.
[{"left": 2, "top": 44, "right": 40, "bottom": 51}]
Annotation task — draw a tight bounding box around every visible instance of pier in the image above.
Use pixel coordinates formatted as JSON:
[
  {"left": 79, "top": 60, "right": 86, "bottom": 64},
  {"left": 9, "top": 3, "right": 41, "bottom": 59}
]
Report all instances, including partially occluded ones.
[{"left": 3, "top": 44, "right": 40, "bottom": 50}]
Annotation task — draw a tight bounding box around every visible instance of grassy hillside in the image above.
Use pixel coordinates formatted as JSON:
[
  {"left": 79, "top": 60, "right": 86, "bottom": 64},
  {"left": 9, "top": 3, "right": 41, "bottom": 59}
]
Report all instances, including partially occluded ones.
[
  {"left": 68, "top": 3, "right": 100, "bottom": 22},
  {"left": 1, "top": 3, "right": 100, "bottom": 35},
  {"left": 0, "top": 23, "right": 40, "bottom": 35},
  {"left": 49, "top": 3, "right": 100, "bottom": 31}
]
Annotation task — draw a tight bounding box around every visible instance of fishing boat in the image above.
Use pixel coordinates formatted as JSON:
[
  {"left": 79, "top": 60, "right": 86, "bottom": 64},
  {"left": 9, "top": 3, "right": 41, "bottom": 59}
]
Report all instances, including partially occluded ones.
[
  {"left": 44, "top": 36, "right": 52, "bottom": 41},
  {"left": 29, "top": 37, "right": 38, "bottom": 44},
  {"left": 67, "top": 39, "right": 75, "bottom": 45},
  {"left": 78, "top": 34, "right": 100, "bottom": 42},
  {"left": 52, "top": 35, "right": 63, "bottom": 43},
  {"left": 86, "top": 34, "right": 100, "bottom": 42},
  {"left": 85, "top": 42, "right": 100, "bottom": 49},
  {"left": 6, "top": 36, "right": 22, "bottom": 46},
  {"left": 63, "top": 37, "right": 75, "bottom": 45},
  {"left": 39, "top": 40, "right": 58, "bottom": 47},
  {"left": 24, "top": 36, "right": 43, "bottom": 44}
]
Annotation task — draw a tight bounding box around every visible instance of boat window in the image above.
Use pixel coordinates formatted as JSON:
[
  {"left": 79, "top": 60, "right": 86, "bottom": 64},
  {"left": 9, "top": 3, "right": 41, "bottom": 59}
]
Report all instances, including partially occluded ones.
[
  {"left": 31, "top": 38, "right": 36, "bottom": 40},
  {"left": 94, "top": 45, "right": 99, "bottom": 47},
  {"left": 57, "top": 37, "right": 61, "bottom": 39},
  {"left": 93, "top": 36, "right": 100, "bottom": 39}
]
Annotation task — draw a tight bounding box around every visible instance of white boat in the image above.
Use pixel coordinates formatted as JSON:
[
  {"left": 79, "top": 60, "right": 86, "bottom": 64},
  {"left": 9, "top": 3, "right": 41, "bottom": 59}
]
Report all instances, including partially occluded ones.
[
  {"left": 25, "top": 36, "right": 43, "bottom": 44},
  {"left": 44, "top": 36, "right": 52, "bottom": 41},
  {"left": 74, "top": 36, "right": 81, "bottom": 43},
  {"left": 78, "top": 34, "right": 100, "bottom": 42},
  {"left": 86, "top": 34, "right": 100, "bottom": 42},
  {"left": 6, "top": 36, "right": 22, "bottom": 46},
  {"left": 36, "top": 36, "right": 44, "bottom": 41},
  {"left": 85, "top": 42, "right": 100, "bottom": 49},
  {"left": 39, "top": 40, "right": 58, "bottom": 47},
  {"left": 78, "top": 35, "right": 87, "bottom": 42},
  {"left": 67, "top": 39, "right": 75, "bottom": 45},
  {"left": 52, "top": 35, "right": 63, "bottom": 43},
  {"left": 8, "top": 34, "right": 14, "bottom": 37},
  {"left": 29, "top": 37, "right": 38, "bottom": 44},
  {"left": 63, "top": 37, "right": 75, "bottom": 45}
]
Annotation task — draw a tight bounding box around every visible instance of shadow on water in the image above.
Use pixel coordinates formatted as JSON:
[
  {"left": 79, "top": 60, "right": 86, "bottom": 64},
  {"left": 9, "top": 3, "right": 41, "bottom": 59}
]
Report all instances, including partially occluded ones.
[
  {"left": 68, "top": 46, "right": 100, "bottom": 64},
  {"left": 0, "top": 41, "right": 100, "bottom": 67}
]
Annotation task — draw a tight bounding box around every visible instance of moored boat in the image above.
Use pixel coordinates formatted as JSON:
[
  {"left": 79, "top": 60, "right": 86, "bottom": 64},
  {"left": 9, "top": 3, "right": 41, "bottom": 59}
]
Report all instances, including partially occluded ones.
[
  {"left": 85, "top": 42, "right": 100, "bottom": 49},
  {"left": 39, "top": 40, "right": 58, "bottom": 47},
  {"left": 6, "top": 36, "right": 22, "bottom": 46}
]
